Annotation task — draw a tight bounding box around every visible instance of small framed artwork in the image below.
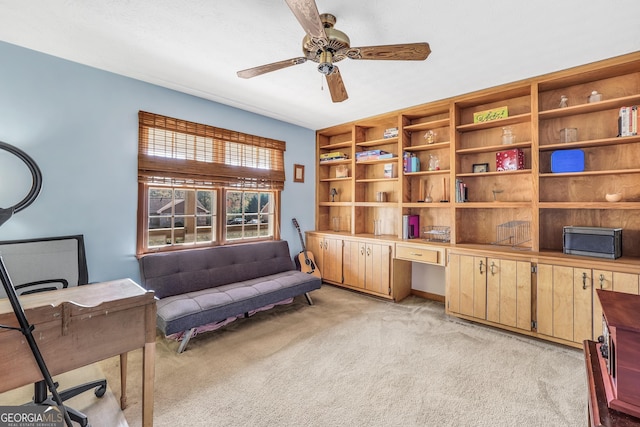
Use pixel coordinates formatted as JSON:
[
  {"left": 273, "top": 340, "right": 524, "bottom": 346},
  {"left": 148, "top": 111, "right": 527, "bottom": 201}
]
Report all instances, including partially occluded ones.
[
  {"left": 472, "top": 163, "right": 489, "bottom": 173},
  {"left": 293, "top": 164, "right": 305, "bottom": 183}
]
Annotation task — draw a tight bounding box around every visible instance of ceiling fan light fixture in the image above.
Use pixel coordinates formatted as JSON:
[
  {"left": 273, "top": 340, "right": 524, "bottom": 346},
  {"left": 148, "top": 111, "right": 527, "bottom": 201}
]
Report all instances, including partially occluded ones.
[{"left": 317, "top": 50, "right": 334, "bottom": 75}]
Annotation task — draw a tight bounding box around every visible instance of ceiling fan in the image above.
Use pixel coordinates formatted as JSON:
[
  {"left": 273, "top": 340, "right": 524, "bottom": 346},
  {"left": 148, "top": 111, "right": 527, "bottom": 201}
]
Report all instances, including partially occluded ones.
[{"left": 237, "top": 0, "right": 431, "bottom": 103}]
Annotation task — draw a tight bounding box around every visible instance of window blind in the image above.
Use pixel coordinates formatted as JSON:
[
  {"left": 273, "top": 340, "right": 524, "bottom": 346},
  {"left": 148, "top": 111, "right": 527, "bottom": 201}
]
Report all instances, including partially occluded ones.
[{"left": 138, "top": 111, "right": 286, "bottom": 189}]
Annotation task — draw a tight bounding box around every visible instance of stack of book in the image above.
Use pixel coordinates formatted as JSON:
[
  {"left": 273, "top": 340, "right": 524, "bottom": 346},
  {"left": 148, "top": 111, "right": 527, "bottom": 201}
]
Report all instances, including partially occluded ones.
[
  {"left": 455, "top": 179, "right": 468, "bottom": 202},
  {"left": 618, "top": 106, "right": 638, "bottom": 136},
  {"left": 355, "top": 150, "right": 395, "bottom": 162},
  {"left": 320, "top": 151, "right": 348, "bottom": 162}
]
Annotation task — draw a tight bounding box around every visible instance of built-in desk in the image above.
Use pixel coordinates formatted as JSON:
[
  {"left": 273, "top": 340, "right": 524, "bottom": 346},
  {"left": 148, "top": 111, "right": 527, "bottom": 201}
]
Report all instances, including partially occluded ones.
[{"left": 0, "top": 278, "right": 156, "bottom": 427}]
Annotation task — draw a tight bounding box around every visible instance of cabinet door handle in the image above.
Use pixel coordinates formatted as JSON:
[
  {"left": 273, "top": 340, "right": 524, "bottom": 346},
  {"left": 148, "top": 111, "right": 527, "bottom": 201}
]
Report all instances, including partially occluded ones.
[
  {"left": 479, "top": 260, "right": 484, "bottom": 275},
  {"left": 599, "top": 274, "right": 605, "bottom": 289},
  {"left": 366, "top": 247, "right": 371, "bottom": 256},
  {"left": 409, "top": 252, "right": 422, "bottom": 257},
  {"left": 360, "top": 246, "right": 364, "bottom": 255},
  {"left": 490, "top": 261, "right": 496, "bottom": 276},
  {"left": 582, "top": 272, "right": 588, "bottom": 290}
]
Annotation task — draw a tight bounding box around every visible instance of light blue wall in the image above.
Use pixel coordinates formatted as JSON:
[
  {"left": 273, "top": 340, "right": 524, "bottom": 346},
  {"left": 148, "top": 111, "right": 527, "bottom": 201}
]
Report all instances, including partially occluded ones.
[{"left": 0, "top": 41, "right": 316, "bottom": 284}]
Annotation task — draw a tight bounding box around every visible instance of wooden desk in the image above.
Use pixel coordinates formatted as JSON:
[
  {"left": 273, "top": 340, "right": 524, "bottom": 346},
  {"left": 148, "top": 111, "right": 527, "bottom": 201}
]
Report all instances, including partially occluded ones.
[
  {"left": 0, "top": 278, "right": 156, "bottom": 427},
  {"left": 584, "top": 340, "right": 640, "bottom": 427}
]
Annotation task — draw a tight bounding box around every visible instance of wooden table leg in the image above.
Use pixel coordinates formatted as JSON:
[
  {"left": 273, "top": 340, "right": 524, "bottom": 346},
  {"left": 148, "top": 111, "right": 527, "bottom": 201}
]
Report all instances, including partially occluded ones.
[
  {"left": 142, "top": 341, "right": 155, "bottom": 427},
  {"left": 119, "top": 353, "right": 127, "bottom": 410}
]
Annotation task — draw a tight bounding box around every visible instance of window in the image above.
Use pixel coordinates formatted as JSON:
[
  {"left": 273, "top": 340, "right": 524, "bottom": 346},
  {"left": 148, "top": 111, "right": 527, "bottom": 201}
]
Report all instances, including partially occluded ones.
[
  {"left": 137, "top": 112, "right": 285, "bottom": 254},
  {"left": 225, "top": 190, "right": 274, "bottom": 241},
  {"left": 147, "top": 188, "right": 216, "bottom": 247}
]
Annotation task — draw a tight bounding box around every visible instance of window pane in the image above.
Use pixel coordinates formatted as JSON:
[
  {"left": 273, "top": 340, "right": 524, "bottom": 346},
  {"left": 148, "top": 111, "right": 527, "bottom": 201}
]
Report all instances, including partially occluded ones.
[
  {"left": 147, "top": 186, "right": 216, "bottom": 249},
  {"left": 224, "top": 190, "right": 274, "bottom": 241}
]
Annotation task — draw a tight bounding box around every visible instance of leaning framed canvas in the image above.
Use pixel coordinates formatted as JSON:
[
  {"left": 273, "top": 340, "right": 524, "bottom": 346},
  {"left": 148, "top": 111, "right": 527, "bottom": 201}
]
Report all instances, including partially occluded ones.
[{"left": 473, "top": 163, "right": 489, "bottom": 173}]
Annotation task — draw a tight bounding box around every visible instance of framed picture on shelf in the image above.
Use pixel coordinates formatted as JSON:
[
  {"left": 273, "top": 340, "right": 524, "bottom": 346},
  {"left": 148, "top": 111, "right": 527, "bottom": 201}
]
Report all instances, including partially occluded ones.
[
  {"left": 293, "top": 164, "right": 305, "bottom": 182},
  {"left": 472, "top": 163, "right": 489, "bottom": 173}
]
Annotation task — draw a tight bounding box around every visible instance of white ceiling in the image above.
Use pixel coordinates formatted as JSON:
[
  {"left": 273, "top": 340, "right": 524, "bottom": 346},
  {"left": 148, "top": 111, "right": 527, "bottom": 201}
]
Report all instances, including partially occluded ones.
[{"left": 1, "top": 1, "right": 639, "bottom": 130}]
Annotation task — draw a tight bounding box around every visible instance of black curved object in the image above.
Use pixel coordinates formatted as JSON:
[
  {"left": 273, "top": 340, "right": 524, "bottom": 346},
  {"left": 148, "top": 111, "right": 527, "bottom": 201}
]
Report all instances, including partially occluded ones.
[{"left": 0, "top": 141, "right": 43, "bottom": 226}]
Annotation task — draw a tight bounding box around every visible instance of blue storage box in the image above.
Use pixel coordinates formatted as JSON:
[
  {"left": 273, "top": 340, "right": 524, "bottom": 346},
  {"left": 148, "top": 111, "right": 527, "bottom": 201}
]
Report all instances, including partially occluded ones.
[{"left": 551, "top": 149, "right": 584, "bottom": 173}]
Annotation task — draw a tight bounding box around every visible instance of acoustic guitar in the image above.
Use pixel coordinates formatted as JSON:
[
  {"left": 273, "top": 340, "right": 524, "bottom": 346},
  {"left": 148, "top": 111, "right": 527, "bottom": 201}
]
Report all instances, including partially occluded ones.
[{"left": 292, "top": 218, "right": 321, "bottom": 279}]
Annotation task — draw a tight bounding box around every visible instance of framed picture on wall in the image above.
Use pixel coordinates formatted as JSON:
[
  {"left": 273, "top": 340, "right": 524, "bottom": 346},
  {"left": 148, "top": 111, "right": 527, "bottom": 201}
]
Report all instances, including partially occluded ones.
[{"left": 293, "top": 164, "right": 305, "bottom": 183}]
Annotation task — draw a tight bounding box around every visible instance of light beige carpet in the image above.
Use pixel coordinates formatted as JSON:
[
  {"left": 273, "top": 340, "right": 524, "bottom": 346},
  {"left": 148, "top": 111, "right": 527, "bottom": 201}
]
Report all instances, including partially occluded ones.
[{"left": 97, "top": 284, "right": 586, "bottom": 427}]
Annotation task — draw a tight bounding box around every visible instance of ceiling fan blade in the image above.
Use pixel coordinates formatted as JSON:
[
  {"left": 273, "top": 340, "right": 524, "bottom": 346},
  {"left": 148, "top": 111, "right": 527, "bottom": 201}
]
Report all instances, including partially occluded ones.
[
  {"left": 346, "top": 42, "right": 431, "bottom": 61},
  {"left": 237, "top": 57, "right": 307, "bottom": 79},
  {"left": 325, "top": 67, "right": 348, "bottom": 103},
  {"left": 285, "top": 0, "right": 328, "bottom": 47}
]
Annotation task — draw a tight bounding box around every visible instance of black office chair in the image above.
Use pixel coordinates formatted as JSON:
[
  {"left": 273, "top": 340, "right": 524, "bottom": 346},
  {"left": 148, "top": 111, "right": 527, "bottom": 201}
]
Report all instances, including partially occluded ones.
[{"left": 0, "top": 235, "right": 107, "bottom": 427}]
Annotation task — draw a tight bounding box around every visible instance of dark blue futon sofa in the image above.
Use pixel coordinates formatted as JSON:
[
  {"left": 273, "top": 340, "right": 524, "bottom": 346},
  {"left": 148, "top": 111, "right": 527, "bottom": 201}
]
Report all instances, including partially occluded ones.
[{"left": 138, "top": 240, "right": 321, "bottom": 352}]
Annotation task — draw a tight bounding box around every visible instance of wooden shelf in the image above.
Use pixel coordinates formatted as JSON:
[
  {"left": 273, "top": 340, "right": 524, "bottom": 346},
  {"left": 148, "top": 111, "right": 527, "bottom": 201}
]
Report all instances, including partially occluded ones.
[
  {"left": 540, "top": 168, "right": 640, "bottom": 178},
  {"left": 403, "top": 118, "right": 450, "bottom": 132},
  {"left": 404, "top": 169, "right": 450, "bottom": 177},
  {"left": 320, "top": 141, "right": 352, "bottom": 150},
  {"left": 356, "top": 136, "right": 398, "bottom": 147},
  {"left": 315, "top": 51, "right": 640, "bottom": 256},
  {"left": 539, "top": 135, "right": 640, "bottom": 152},
  {"left": 319, "top": 202, "right": 352, "bottom": 207},
  {"left": 456, "top": 141, "right": 532, "bottom": 155},
  {"left": 457, "top": 169, "right": 531, "bottom": 178},
  {"left": 403, "top": 202, "right": 450, "bottom": 208},
  {"left": 355, "top": 157, "right": 398, "bottom": 165},
  {"left": 319, "top": 177, "right": 351, "bottom": 182},
  {"left": 454, "top": 202, "right": 532, "bottom": 208},
  {"left": 539, "top": 202, "right": 640, "bottom": 209},
  {"left": 319, "top": 159, "right": 351, "bottom": 166},
  {"left": 456, "top": 113, "right": 532, "bottom": 132},
  {"left": 404, "top": 141, "right": 450, "bottom": 152},
  {"left": 538, "top": 94, "right": 640, "bottom": 119},
  {"left": 355, "top": 177, "right": 399, "bottom": 183}
]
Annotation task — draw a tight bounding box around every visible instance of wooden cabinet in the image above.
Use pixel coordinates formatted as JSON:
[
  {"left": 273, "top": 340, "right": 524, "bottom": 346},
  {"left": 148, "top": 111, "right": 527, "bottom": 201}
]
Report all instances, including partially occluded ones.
[
  {"left": 343, "top": 239, "right": 393, "bottom": 297},
  {"left": 307, "top": 234, "right": 343, "bottom": 284},
  {"left": 537, "top": 264, "right": 593, "bottom": 345},
  {"left": 447, "top": 253, "right": 486, "bottom": 319},
  {"left": 486, "top": 258, "right": 532, "bottom": 331},
  {"left": 592, "top": 269, "right": 639, "bottom": 339},
  {"left": 448, "top": 251, "right": 531, "bottom": 330}
]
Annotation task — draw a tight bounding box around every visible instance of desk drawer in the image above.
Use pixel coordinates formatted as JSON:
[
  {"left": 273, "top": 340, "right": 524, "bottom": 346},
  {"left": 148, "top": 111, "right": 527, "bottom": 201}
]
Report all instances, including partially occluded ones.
[{"left": 395, "top": 245, "right": 442, "bottom": 265}]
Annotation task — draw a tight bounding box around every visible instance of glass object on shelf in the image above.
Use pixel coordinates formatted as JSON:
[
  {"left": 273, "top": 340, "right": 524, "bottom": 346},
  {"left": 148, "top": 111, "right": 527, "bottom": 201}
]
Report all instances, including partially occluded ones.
[
  {"left": 332, "top": 216, "right": 341, "bottom": 231},
  {"left": 423, "top": 130, "right": 436, "bottom": 144},
  {"left": 559, "top": 95, "right": 568, "bottom": 108},
  {"left": 330, "top": 188, "right": 338, "bottom": 202},
  {"left": 588, "top": 90, "right": 602, "bottom": 103},
  {"left": 559, "top": 128, "right": 578, "bottom": 143},
  {"left": 501, "top": 126, "right": 516, "bottom": 145},
  {"left": 423, "top": 226, "right": 450, "bottom": 243},
  {"left": 424, "top": 183, "right": 434, "bottom": 203},
  {"left": 428, "top": 154, "right": 439, "bottom": 171},
  {"left": 492, "top": 187, "right": 504, "bottom": 202},
  {"left": 373, "top": 219, "right": 382, "bottom": 236}
]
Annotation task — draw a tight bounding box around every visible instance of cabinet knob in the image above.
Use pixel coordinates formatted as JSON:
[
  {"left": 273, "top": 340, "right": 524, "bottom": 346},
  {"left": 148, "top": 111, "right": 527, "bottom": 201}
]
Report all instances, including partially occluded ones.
[
  {"left": 490, "top": 261, "right": 496, "bottom": 276},
  {"left": 599, "top": 274, "right": 605, "bottom": 289},
  {"left": 582, "top": 272, "right": 588, "bottom": 290},
  {"left": 479, "top": 260, "right": 484, "bottom": 274}
]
